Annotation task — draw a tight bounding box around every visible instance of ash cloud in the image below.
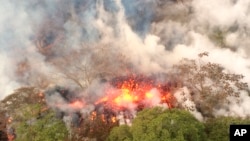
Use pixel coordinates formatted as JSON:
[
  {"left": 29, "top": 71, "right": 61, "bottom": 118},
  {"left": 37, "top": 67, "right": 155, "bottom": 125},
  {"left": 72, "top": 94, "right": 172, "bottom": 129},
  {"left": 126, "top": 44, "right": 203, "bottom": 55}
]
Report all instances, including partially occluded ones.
[{"left": 0, "top": 0, "right": 250, "bottom": 119}]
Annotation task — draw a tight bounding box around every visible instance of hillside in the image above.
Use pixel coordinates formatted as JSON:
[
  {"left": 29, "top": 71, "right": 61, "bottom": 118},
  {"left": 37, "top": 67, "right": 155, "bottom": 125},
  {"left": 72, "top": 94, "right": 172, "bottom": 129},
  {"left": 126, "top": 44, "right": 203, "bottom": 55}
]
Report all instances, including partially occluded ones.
[{"left": 1, "top": 0, "right": 250, "bottom": 141}]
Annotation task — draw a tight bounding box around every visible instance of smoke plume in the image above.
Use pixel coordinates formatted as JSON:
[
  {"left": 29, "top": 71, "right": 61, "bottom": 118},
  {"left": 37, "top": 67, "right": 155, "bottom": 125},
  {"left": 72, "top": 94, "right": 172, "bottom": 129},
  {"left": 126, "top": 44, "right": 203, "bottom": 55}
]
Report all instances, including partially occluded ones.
[{"left": 1, "top": 0, "right": 250, "bottom": 119}]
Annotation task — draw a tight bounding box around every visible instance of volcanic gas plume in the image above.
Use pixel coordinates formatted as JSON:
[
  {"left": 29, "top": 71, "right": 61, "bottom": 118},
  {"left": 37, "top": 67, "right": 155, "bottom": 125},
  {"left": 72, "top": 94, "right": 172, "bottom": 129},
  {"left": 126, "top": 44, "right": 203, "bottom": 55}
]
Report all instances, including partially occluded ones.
[
  {"left": 45, "top": 75, "right": 175, "bottom": 126},
  {"left": 1, "top": 0, "right": 250, "bottom": 125}
]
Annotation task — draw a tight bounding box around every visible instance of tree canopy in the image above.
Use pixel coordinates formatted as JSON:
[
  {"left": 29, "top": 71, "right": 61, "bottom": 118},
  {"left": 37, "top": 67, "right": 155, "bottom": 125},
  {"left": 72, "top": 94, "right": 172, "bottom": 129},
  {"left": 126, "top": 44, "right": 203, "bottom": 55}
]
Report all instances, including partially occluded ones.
[
  {"left": 205, "top": 117, "right": 250, "bottom": 141},
  {"left": 170, "top": 52, "right": 249, "bottom": 117},
  {"left": 12, "top": 104, "right": 68, "bottom": 141},
  {"left": 107, "top": 107, "right": 206, "bottom": 141}
]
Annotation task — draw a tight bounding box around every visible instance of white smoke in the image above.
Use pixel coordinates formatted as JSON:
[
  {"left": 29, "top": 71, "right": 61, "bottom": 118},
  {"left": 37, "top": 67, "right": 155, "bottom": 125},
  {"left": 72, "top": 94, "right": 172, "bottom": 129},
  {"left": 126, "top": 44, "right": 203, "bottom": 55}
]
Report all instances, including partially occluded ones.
[
  {"left": 0, "top": 53, "right": 20, "bottom": 100},
  {"left": 174, "top": 87, "right": 203, "bottom": 121},
  {"left": 215, "top": 91, "right": 250, "bottom": 118},
  {"left": 0, "top": 0, "right": 250, "bottom": 119}
]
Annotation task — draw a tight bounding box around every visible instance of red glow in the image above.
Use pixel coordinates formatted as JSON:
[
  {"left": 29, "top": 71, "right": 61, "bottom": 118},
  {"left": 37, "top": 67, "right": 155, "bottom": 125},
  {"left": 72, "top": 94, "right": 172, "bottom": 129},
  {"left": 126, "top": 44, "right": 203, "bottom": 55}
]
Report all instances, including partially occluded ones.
[
  {"left": 69, "top": 100, "right": 85, "bottom": 109},
  {"left": 52, "top": 75, "right": 175, "bottom": 114},
  {"left": 95, "top": 75, "right": 175, "bottom": 110},
  {"left": 38, "top": 93, "right": 44, "bottom": 97},
  {"left": 7, "top": 117, "right": 12, "bottom": 123},
  {"left": 7, "top": 134, "right": 15, "bottom": 141},
  {"left": 145, "top": 92, "right": 153, "bottom": 99},
  {"left": 114, "top": 89, "right": 136, "bottom": 105}
]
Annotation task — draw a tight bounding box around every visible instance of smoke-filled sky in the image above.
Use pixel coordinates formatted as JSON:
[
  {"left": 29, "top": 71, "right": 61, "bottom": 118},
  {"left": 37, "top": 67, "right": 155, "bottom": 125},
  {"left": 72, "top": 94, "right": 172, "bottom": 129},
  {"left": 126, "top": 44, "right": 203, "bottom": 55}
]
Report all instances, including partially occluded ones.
[{"left": 1, "top": 0, "right": 250, "bottom": 118}]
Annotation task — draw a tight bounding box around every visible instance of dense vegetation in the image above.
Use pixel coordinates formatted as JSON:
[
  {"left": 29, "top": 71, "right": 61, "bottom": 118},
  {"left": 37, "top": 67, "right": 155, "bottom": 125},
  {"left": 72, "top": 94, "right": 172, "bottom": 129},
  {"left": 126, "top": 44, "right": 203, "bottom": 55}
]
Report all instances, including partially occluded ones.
[
  {"left": 14, "top": 104, "right": 68, "bottom": 141},
  {"left": 8, "top": 106, "right": 250, "bottom": 141},
  {"left": 108, "top": 107, "right": 206, "bottom": 141},
  {"left": 0, "top": 53, "right": 249, "bottom": 141},
  {"left": 1, "top": 97, "right": 250, "bottom": 141}
]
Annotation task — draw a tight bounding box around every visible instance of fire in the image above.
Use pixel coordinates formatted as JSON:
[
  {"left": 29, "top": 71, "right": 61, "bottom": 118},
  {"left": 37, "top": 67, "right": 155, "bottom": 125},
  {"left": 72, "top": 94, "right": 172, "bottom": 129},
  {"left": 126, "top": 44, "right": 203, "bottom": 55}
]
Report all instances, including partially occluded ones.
[
  {"left": 46, "top": 75, "right": 175, "bottom": 128},
  {"left": 69, "top": 100, "right": 85, "bottom": 109},
  {"left": 161, "top": 93, "right": 174, "bottom": 108},
  {"left": 90, "top": 111, "right": 97, "bottom": 121},
  {"left": 7, "top": 117, "right": 13, "bottom": 123},
  {"left": 101, "top": 114, "right": 106, "bottom": 122},
  {"left": 111, "top": 116, "right": 116, "bottom": 123},
  {"left": 95, "top": 75, "right": 175, "bottom": 110},
  {"left": 114, "top": 89, "right": 137, "bottom": 106},
  {"left": 145, "top": 92, "right": 153, "bottom": 99},
  {"left": 95, "top": 97, "right": 108, "bottom": 105},
  {"left": 7, "top": 134, "right": 15, "bottom": 141}
]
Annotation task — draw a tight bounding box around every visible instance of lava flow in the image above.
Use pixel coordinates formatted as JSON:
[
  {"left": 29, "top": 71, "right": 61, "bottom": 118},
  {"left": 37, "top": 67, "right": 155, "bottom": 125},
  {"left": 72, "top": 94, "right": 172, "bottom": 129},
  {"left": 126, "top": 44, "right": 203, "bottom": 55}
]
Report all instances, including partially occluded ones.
[
  {"left": 94, "top": 75, "right": 175, "bottom": 111},
  {"left": 45, "top": 75, "right": 176, "bottom": 127}
]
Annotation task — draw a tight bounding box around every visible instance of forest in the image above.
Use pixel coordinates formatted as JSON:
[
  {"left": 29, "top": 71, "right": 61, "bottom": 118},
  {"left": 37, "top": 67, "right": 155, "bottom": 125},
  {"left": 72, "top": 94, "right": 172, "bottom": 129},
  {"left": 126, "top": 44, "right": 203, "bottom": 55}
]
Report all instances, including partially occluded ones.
[{"left": 1, "top": 0, "right": 250, "bottom": 141}]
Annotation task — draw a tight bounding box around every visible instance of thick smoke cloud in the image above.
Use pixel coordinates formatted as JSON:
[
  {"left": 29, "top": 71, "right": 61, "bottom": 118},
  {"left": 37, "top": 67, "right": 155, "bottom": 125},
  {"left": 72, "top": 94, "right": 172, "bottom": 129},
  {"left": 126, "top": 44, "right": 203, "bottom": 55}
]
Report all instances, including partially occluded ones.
[{"left": 0, "top": 0, "right": 250, "bottom": 119}]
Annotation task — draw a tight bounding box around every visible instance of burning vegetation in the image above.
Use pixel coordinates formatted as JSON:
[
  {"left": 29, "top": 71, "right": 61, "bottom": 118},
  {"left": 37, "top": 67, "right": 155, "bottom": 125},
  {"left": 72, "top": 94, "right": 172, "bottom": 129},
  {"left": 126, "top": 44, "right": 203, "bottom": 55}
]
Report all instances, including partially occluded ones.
[
  {"left": 2, "top": 52, "right": 249, "bottom": 140},
  {"left": 1, "top": 0, "right": 250, "bottom": 141},
  {"left": 2, "top": 53, "right": 249, "bottom": 141},
  {"left": 40, "top": 74, "right": 176, "bottom": 140},
  {"left": 45, "top": 74, "right": 176, "bottom": 126},
  {"left": 96, "top": 75, "right": 175, "bottom": 110}
]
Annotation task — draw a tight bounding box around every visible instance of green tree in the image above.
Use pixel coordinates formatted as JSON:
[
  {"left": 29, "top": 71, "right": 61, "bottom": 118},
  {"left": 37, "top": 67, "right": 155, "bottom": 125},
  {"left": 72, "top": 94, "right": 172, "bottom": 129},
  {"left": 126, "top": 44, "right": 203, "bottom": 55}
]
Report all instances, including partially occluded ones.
[
  {"left": 107, "top": 125, "right": 132, "bottom": 141},
  {"left": 205, "top": 117, "right": 250, "bottom": 141},
  {"left": 107, "top": 107, "right": 205, "bottom": 141},
  {"left": 13, "top": 104, "right": 68, "bottom": 141},
  {"left": 171, "top": 52, "right": 249, "bottom": 117}
]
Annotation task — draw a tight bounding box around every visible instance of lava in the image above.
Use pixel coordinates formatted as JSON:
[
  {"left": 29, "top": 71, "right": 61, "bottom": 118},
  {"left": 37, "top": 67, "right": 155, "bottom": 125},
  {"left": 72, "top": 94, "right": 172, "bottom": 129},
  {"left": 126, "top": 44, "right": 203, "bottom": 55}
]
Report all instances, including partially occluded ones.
[
  {"left": 45, "top": 75, "right": 175, "bottom": 127},
  {"left": 69, "top": 100, "right": 85, "bottom": 110},
  {"left": 94, "top": 75, "right": 175, "bottom": 111}
]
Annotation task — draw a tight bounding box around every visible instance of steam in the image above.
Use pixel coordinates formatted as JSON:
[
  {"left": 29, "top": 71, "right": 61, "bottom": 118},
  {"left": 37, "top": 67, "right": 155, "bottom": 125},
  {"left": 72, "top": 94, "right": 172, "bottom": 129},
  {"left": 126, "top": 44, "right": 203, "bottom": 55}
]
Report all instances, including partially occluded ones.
[
  {"left": 0, "top": 0, "right": 250, "bottom": 119},
  {"left": 174, "top": 87, "right": 203, "bottom": 121},
  {"left": 0, "top": 53, "right": 20, "bottom": 99}
]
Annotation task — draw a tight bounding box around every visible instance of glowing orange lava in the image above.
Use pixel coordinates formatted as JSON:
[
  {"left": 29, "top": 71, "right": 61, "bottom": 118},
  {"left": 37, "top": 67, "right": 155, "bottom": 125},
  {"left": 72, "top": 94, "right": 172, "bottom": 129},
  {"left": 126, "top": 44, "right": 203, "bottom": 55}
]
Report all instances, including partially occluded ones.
[
  {"left": 90, "top": 111, "right": 97, "bottom": 121},
  {"left": 145, "top": 92, "right": 153, "bottom": 99},
  {"left": 114, "top": 89, "right": 137, "bottom": 106},
  {"left": 69, "top": 100, "right": 85, "bottom": 109},
  {"left": 111, "top": 116, "right": 116, "bottom": 123},
  {"left": 95, "top": 76, "right": 175, "bottom": 110}
]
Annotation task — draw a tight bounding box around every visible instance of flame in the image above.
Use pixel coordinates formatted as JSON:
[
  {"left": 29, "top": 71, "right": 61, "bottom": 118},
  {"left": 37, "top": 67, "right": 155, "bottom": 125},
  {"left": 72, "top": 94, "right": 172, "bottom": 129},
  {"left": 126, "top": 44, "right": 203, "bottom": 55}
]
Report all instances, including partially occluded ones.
[
  {"left": 111, "top": 116, "right": 116, "bottom": 123},
  {"left": 95, "top": 96, "right": 108, "bottom": 105},
  {"left": 114, "top": 89, "right": 137, "bottom": 106},
  {"left": 161, "top": 93, "right": 174, "bottom": 108},
  {"left": 95, "top": 75, "right": 175, "bottom": 110},
  {"left": 145, "top": 92, "right": 153, "bottom": 99},
  {"left": 69, "top": 100, "right": 85, "bottom": 109},
  {"left": 101, "top": 114, "right": 106, "bottom": 122},
  {"left": 90, "top": 111, "right": 97, "bottom": 121},
  {"left": 7, "top": 117, "right": 12, "bottom": 123},
  {"left": 49, "top": 75, "right": 175, "bottom": 127}
]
